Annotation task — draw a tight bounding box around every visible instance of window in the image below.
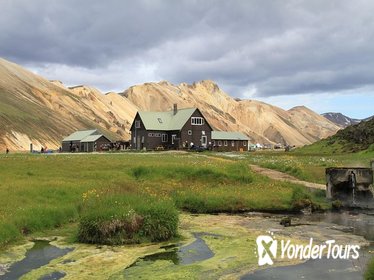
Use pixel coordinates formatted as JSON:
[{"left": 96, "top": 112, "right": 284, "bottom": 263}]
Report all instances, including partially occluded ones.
[
  {"left": 218, "top": 141, "right": 222, "bottom": 146},
  {"left": 188, "top": 130, "right": 192, "bottom": 135},
  {"left": 224, "top": 140, "right": 228, "bottom": 146},
  {"left": 232, "top": 141, "right": 235, "bottom": 147},
  {"left": 202, "top": 131, "right": 205, "bottom": 135},
  {"left": 135, "top": 120, "right": 140, "bottom": 128},
  {"left": 141, "top": 136, "right": 144, "bottom": 143},
  {"left": 191, "top": 117, "right": 204, "bottom": 125},
  {"left": 148, "top": 133, "right": 154, "bottom": 137},
  {"left": 162, "top": 134, "right": 168, "bottom": 142},
  {"left": 154, "top": 133, "right": 161, "bottom": 137},
  {"left": 243, "top": 141, "right": 247, "bottom": 146},
  {"left": 157, "top": 118, "right": 163, "bottom": 123}
]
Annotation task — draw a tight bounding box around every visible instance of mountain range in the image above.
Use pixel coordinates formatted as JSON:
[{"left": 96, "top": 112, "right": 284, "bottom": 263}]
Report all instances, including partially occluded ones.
[
  {"left": 0, "top": 58, "right": 340, "bottom": 151},
  {"left": 321, "top": 112, "right": 373, "bottom": 128}
]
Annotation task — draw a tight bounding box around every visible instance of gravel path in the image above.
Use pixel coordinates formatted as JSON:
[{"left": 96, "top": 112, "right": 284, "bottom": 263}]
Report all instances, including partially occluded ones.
[{"left": 249, "top": 164, "right": 326, "bottom": 190}]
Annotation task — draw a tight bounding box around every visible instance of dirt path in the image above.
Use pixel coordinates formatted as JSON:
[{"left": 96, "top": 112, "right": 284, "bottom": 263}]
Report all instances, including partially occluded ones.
[{"left": 249, "top": 164, "right": 326, "bottom": 190}]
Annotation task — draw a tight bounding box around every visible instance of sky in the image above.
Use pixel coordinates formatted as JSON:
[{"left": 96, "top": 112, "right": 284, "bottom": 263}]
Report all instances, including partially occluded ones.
[{"left": 1, "top": 0, "right": 373, "bottom": 119}]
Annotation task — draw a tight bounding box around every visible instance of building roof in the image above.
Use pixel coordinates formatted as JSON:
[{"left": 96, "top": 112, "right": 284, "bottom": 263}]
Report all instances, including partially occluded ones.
[
  {"left": 137, "top": 108, "right": 198, "bottom": 131},
  {"left": 81, "top": 134, "right": 110, "bottom": 143},
  {"left": 211, "top": 131, "right": 249, "bottom": 141},
  {"left": 62, "top": 129, "right": 98, "bottom": 142}
]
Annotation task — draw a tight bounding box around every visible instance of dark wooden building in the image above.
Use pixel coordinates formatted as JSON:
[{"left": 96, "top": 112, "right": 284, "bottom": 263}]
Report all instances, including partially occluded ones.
[
  {"left": 211, "top": 131, "right": 249, "bottom": 152},
  {"left": 130, "top": 105, "right": 213, "bottom": 150},
  {"left": 62, "top": 129, "right": 111, "bottom": 152}
]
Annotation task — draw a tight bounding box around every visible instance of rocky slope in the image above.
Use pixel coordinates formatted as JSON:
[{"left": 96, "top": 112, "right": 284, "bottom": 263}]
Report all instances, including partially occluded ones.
[
  {"left": 0, "top": 58, "right": 137, "bottom": 151},
  {"left": 0, "top": 58, "right": 339, "bottom": 151},
  {"left": 322, "top": 112, "right": 361, "bottom": 128}
]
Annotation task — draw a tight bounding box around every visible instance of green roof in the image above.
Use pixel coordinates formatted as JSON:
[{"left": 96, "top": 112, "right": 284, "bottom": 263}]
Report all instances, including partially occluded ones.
[
  {"left": 138, "top": 108, "right": 197, "bottom": 130},
  {"left": 81, "top": 134, "right": 110, "bottom": 143},
  {"left": 62, "top": 129, "right": 98, "bottom": 142},
  {"left": 211, "top": 131, "right": 249, "bottom": 141}
]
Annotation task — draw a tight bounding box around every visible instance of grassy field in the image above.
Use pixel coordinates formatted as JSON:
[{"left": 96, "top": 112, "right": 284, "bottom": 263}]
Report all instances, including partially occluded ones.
[
  {"left": 243, "top": 150, "right": 374, "bottom": 184},
  {"left": 0, "top": 152, "right": 327, "bottom": 247}
]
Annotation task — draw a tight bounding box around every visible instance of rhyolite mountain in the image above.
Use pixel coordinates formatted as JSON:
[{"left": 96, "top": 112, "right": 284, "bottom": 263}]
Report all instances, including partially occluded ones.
[{"left": 0, "top": 58, "right": 340, "bottom": 151}]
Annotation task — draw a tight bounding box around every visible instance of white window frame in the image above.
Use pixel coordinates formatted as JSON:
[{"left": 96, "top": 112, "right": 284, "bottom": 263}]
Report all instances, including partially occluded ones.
[
  {"left": 243, "top": 141, "right": 247, "bottom": 146},
  {"left": 224, "top": 140, "right": 228, "bottom": 146},
  {"left": 191, "top": 117, "right": 204, "bottom": 125},
  {"left": 218, "top": 141, "right": 222, "bottom": 146},
  {"left": 231, "top": 141, "right": 235, "bottom": 147},
  {"left": 148, "top": 133, "right": 154, "bottom": 137},
  {"left": 188, "top": 130, "right": 192, "bottom": 135},
  {"left": 162, "top": 134, "right": 168, "bottom": 142},
  {"left": 135, "top": 120, "right": 140, "bottom": 128},
  {"left": 171, "top": 134, "right": 177, "bottom": 144}
]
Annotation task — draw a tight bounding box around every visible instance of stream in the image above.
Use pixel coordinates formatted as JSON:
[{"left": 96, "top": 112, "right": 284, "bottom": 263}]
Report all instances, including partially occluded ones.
[
  {"left": 242, "top": 210, "right": 374, "bottom": 279},
  {"left": 0, "top": 211, "right": 372, "bottom": 279},
  {"left": 0, "top": 240, "right": 72, "bottom": 280}
]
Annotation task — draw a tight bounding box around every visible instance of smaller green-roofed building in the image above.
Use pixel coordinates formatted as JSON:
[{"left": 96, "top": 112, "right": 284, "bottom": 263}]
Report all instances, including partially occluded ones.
[
  {"left": 61, "top": 129, "right": 111, "bottom": 152},
  {"left": 211, "top": 131, "right": 250, "bottom": 152}
]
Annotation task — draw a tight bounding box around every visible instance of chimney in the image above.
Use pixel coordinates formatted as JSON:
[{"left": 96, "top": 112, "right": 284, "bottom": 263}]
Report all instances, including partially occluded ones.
[{"left": 173, "top": 104, "right": 178, "bottom": 115}]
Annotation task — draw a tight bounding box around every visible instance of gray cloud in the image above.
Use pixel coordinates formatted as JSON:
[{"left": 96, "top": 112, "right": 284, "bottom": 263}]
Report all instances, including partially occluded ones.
[{"left": 1, "top": 0, "right": 374, "bottom": 99}]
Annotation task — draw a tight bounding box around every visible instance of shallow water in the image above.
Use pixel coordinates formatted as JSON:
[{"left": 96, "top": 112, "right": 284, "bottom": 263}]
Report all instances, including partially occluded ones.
[
  {"left": 124, "top": 232, "right": 215, "bottom": 274},
  {"left": 0, "top": 240, "right": 72, "bottom": 280},
  {"left": 302, "top": 210, "right": 374, "bottom": 241},
  {"left": 242, "top": 211, "right": 374, "bottom": 280},
  {"left": 242, "top": 249, "right": 373, "bottom": 280}
]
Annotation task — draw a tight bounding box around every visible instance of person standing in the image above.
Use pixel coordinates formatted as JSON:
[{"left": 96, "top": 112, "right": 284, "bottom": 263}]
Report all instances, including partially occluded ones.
[{"left": 6, "top": 148, "right": 9, "bottom": 154}]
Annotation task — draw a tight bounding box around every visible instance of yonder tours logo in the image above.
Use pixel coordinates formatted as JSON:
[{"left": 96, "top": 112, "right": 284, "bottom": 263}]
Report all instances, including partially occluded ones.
[{"left": 256, "top": 232, "right": 360, "bottom": 266}]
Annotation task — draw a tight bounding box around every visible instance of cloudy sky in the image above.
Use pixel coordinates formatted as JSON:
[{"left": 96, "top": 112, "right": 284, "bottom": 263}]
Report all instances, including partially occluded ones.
[{"left": 1, "top": 0, "right": 374, "bottom": 118}]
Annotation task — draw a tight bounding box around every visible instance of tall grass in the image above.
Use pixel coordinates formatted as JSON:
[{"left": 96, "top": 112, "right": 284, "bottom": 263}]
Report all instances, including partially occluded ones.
[
  {"left": 0, "top": 153, "right": 329, "bottom": 246},
  {"left": 366, "top": 257, "right": 374, "bottom": 280}
]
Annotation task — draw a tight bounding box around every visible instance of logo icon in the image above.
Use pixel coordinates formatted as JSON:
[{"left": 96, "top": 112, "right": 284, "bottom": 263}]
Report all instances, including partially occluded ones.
[{"left": 256, "top": 234, "right": 277, "bottom": 266}]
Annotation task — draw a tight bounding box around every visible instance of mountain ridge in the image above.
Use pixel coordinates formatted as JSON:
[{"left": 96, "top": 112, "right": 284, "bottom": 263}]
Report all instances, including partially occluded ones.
[{"left": 0, "top": 57, "right": 340, "bottom": 151}]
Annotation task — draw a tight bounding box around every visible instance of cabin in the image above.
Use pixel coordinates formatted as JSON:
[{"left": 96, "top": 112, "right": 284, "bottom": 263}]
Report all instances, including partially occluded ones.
[
  {"left": 130, "top": 105, "right": 213, "bottom": 150},
  {"left": 61, "top": 129, "right": 111, "bottom": 152},
  {"left": 211, "top": 131, "right": 249, "bottom": 152}
]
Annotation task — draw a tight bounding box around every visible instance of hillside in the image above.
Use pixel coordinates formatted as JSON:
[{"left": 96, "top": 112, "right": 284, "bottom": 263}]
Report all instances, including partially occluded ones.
[
  {"left": 0, "top": 58, "right": 137, "bottom": 151},
  {"left": 297, "top": 117, "right": 374, "bottom": 154},
  {"left": 0, "top": 58, "right": 340, "bottom": 151}
]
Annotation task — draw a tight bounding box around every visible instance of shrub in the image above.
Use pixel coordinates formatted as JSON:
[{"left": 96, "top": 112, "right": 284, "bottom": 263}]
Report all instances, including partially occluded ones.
[{"left": 77, "top": 193, "right": 178, "bottom": 245}]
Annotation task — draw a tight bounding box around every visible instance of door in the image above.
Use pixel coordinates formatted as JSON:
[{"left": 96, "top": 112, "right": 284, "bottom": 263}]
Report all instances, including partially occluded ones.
[
  {"left": 172, "top": 134, "right": 177, "bottom": 145},
  {"left": 201, "top": 136, "right": 207, "bottom": 147},
  {"left": 136, "top": 136, "right": 141, "bottom": 150}
]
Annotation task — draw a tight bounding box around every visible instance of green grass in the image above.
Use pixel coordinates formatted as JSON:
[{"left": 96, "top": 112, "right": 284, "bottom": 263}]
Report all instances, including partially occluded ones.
[
  {"left": 0, "top": 153, "right": 328, "bottom": 247},
  {"left": 366, "top": 256, "right": 374, "bottom": 280}
]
